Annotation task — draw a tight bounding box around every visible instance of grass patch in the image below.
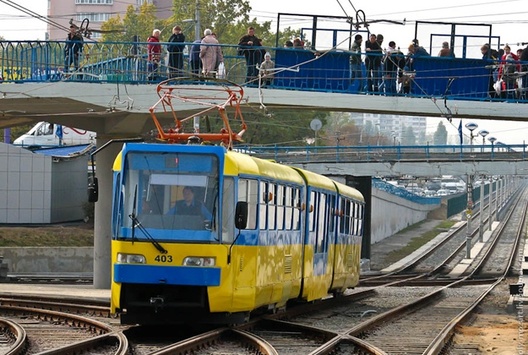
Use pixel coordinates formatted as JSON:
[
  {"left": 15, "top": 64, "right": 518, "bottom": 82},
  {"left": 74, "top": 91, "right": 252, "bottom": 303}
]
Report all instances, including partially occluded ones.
[
  {"left": 383, "top": 220, "right": 456, "bottom": 265},
  {"left": 0, "top": 224, "right": 94, "bottom": 247}
]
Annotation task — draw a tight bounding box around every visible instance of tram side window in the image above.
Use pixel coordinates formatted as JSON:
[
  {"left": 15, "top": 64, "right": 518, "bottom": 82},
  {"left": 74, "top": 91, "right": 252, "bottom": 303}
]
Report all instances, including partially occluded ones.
[
  {"left": 292, "top": 188, "right": 301, "bottom": 230},
  {"left": 309, "top": 191, "right": 317, "bottom": 233},
  {"left": 357, "top": 203, "right": 364, "bottom": 236},
  {"left": 284, "top": 186, "right": 294, "bottom": 230},
  {"left": 276, "top": 185, "right": 285, "bottom": 230},
  {"left": 353, "top": 202, "right": 359, "bottom": 236},
  {"left": 340, "top": 198, "right": 351, "bottom": 235},
  {"left": 259, "top": 181, "right": 268, "bottom": 230},
  {"left": 315, "top": 193, "right": 327, "bottom": 253},
  {"left": 268, "top": 183, "right": 277, "bottom": 230},
  {"left": 222, "top": 177, "right": 235, "bottom": 241},
  {"left": 238, "top": 178, "right": 258, "bottom": 229},
  {"left": 112, "top": 172, "right": 121, "bottom": 238},
  {"left": 327, "top": 194, "right": 335, "bottom": 236}
]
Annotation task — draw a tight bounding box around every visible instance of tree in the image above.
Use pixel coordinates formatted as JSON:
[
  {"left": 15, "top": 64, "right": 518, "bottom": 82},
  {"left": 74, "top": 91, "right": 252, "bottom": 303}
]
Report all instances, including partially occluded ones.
[
  {"left": 98, "top": 0, "right": 330, "bottom": 145},
  {"left": 401, "top": 125, "right": 416, "bottom": 145},
  {"left": 232, "top": 109, "right": 328, "bottom": 146},
  {"left": 433, "top": 121, "right": 448, "bottom": 145},
  {"left": 101, "top": 3, "right": 166, "bottom": 43}
]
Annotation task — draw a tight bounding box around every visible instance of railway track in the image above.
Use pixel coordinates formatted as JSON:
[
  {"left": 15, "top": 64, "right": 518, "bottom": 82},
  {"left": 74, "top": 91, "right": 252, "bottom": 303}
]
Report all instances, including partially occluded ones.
[{"left": 1, "top": 186, "right": 525, "bottom": 354}]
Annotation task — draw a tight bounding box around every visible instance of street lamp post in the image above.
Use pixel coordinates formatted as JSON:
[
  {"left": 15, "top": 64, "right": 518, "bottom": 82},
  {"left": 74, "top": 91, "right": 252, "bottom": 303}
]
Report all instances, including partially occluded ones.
[
  {"left": 488, "top": 175, "right": 494, "bottom": 230},
  {"left": 375, "top": 122, "right": 380, "bottom": 146},
  {"left": 465, "top": 174, "right": 474, "bottom": 258},
  {"left": 478, "top": 129, "right": 489, "bottom": 152},
  {"left": 488, "top": 136, "right": 496, "bottom": 159},
  {"left": 478, "top": 174, "right": 485, "bottom": 242},
  {"left": 465, "top": 122, "right": 478, "bottom": 152}
]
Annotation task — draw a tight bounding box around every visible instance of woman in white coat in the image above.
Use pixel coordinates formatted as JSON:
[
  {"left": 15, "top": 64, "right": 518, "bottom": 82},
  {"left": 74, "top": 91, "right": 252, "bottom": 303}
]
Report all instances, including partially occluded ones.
[{"left": 200, "top": 29, "right": 224, "bottom": 77}]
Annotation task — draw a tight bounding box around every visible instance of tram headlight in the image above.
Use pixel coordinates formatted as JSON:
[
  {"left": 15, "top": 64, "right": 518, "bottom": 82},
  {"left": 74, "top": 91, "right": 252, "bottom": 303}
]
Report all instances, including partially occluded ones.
[
  {"left": 117, "top": 253, "right": 146, "bottom": 264},
  {"left": 183, "top": 256, "right": 216, "bottom": 267}
]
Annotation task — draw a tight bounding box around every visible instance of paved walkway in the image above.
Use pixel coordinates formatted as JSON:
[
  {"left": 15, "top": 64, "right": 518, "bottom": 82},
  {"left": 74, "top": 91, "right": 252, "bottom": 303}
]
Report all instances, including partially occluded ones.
[{"left": 369, "top": 218, "right": 454, "bottom": 271}]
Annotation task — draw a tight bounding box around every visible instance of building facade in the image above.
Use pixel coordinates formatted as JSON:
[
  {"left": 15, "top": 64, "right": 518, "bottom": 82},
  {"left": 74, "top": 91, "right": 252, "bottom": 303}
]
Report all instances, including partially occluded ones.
[
  {"left": 47, "top": 0, "right": 172, "bottom": 40},
  {"left": 0, "top": 143, "right": 91, "bottom": 224},
  {"left": 353, "top": 113, "right": 428, "bottom": 145}
]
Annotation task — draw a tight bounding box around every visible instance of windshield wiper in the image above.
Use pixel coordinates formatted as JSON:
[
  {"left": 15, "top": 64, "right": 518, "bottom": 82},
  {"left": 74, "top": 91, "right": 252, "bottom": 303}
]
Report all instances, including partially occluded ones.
[
  {"left": 128, "top": 185, "right": 167, "bottom": 254},
  {"left": 128, "top": 214, "right": 168, "bottom": 254}
]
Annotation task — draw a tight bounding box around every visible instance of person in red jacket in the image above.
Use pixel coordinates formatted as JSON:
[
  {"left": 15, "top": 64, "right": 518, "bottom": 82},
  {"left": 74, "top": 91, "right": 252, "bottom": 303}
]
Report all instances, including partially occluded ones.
[
  {"left": 498, "top": 45, "right": 520, "bottom": 99},
  {"left": 147, "top": 29, "right": 162, "bottom": 81}
]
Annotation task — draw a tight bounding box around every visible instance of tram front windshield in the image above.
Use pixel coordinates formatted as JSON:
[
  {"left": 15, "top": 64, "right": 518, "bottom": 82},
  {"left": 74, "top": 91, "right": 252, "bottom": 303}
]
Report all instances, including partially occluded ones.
[{"left": 118, "top": 152, "right": 219, "bottom": 242}]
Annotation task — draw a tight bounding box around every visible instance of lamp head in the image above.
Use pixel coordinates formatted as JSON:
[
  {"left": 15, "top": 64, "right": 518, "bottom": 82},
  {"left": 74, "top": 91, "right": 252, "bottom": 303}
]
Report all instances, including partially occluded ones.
[
  {"left": 465, "top": 122, "right": 478, "bottom": 132},
  {"left": 479, "top": 130, "right": 489, "bottom": 138}
]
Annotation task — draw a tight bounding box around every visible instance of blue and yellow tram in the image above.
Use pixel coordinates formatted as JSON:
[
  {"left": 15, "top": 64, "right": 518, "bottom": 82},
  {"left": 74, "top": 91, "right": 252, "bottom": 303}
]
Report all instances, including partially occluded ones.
[{"left": 110, "top": 142, "right": 364, "bottom": 324}]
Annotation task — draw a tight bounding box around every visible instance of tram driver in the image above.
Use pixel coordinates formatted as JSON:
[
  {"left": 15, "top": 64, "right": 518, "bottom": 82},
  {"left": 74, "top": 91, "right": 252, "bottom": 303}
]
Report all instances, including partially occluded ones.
[{"left": 167, "top": 186, "right": 212, "bottom": 221}]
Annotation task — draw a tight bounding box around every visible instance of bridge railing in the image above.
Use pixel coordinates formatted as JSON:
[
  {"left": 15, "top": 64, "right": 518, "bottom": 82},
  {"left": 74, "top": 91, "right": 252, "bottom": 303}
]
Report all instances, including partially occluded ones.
[
  {"left": 0, "top": 39, "right": 526, "bottom": 103},
  {"left": 239, "top": 143, "right": 528, "bottom": 163},
  {"left": 372, "top": 178, "right": 441, "bottom": 205}
]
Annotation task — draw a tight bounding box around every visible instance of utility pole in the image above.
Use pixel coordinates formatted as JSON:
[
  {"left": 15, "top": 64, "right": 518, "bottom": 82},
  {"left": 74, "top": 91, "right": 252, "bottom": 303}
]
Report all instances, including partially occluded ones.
[
  {"left": 478, "top": 174, "right": 484, "bottom": 242},
  {"left": 195, "top": 0, "right": 201, "bottom": 41},
  {"left": 465, "top": 174, "right": 473, "bottom": 259}
]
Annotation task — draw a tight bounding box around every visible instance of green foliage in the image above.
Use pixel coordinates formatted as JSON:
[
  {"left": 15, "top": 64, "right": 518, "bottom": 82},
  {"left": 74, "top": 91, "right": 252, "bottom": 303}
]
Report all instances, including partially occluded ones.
[
  {"left": 168, "top": 0, "right": 252, "bottom": 43},
  {"left": 101, "top": 3, "right": 169, "bottom": 42},
  {"left": 0, "top": 225, "right": 94, "bottom": 247},
  {"left": 382, "top": 219, "right": 456, "bottom": 264},
  {"left": 96, "top": 0, "right": 331, "bottom": 145},
  {"left": 101, "top": 1, "right": 303, "bottom": 49},
  {"left": 197, "top": 109, "right": 327, "bottom": 146}
]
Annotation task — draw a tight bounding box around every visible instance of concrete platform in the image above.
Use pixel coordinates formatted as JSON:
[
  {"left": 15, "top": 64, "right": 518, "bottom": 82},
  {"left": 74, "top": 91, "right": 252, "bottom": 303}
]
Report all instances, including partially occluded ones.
[
  {"left": 0, "top": 283, "right": 110, "bottom": 302},
  {"left": 448, "top": 227, "right": 494, "bottom": 277}
]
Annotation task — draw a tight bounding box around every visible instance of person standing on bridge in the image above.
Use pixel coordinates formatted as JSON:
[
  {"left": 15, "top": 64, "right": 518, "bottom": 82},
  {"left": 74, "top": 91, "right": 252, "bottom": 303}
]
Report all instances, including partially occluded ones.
[
  {"left": 365, "top": 33, "right": 382, "bottom": 93},
  {"left": 238, "top": 27, "right": 264, "bottom": 85},
  {"left": 383, "top": 41, "right": 404, "bottom": 94},
  {"left": 147, "top": 29, "right": 162, "bottom": 81},
  {"left": 167, "top": 26, "right": 186, "bottom": 78},
  {"left": 349, "top": 34, "right": 364, "bottom": 92},
  {"left": 200, "top": 29, "right": 223, "bottom": 77},
  {"left": 64, "top": 24, "right": 84, "bottom": 79}
]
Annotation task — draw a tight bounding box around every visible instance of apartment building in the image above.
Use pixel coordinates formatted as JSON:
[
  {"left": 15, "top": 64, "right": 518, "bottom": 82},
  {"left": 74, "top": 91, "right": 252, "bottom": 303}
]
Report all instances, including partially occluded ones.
[{"left": 47, "top": 0, "right": 172, "bottom": 40}]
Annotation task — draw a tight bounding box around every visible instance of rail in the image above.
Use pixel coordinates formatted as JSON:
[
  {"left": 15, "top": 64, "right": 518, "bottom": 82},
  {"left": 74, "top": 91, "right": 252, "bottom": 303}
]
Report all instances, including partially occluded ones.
[{"left": 1, "top": 39, "right": 527, "bottom": 103}]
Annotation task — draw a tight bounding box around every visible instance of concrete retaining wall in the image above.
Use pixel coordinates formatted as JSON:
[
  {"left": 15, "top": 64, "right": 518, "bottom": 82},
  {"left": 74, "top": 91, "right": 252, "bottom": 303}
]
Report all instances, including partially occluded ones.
[
  {"left": 371, "top": 188, "right": 440, "bottom": 244},
  {"left": 0, "top": 247, "right": 93, "bottom": 274}
]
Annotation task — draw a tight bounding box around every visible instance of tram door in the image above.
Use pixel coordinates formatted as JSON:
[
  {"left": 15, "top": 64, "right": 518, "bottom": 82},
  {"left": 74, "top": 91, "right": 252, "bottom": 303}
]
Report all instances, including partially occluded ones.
[{"left": 304, "top": 189, "right": 334, "bottom": 299}]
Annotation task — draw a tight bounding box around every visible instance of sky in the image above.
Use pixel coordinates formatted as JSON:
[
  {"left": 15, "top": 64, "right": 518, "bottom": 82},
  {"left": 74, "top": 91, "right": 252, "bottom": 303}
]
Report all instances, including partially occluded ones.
[{"left": 1, "top": 0, "right": 527, "bottom": 145}]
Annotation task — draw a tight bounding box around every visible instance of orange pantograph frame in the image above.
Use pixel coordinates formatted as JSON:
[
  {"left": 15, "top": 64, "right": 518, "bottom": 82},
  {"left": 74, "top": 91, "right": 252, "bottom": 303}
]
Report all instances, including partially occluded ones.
[{"left": 149, "top": 77, "right": 247, "bottom": 149}]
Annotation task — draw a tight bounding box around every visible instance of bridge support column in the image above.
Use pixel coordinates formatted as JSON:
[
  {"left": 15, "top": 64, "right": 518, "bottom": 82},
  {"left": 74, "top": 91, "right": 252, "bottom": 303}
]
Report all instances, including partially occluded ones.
[
  {"left": 345, "top": 176, "right": 372, "bottom": 266},
  {"left": 93, "top": 138, "right": 122, "bottom": 289}
]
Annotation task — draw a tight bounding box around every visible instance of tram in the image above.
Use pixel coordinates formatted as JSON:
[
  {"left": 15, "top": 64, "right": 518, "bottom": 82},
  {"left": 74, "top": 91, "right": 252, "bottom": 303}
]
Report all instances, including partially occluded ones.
[{"left": 99, "top": 78, "right": 365, "bottom": 324}]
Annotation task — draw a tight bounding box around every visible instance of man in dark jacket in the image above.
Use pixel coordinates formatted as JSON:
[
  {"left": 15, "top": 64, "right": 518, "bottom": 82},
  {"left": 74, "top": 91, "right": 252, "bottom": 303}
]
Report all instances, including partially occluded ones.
[
  {"left": 238, "top": 27, "right": 264, "bottom": 84},
  {"left": 365, "top": 33, "right": 382, "bottom": 92},
  {"left": 64, "top": 24, "right": 84, "bottom": 77},
  {"left": 167, "top": 26, "right": 185, "bottom": 78}
]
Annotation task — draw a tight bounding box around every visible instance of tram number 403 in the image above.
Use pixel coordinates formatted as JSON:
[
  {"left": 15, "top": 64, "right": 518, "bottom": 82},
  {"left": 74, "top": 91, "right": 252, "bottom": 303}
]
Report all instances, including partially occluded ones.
[{"left": 155, "top": 254, "right": 173, "bottom": 263}]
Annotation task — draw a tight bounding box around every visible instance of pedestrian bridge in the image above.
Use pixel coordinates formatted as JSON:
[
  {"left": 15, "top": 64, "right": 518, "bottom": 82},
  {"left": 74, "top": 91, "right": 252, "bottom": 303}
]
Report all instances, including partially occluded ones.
[
  {"left": 243, "top": 143, "right": 528, "bottom": 176},
  {"left": 0, "top": 40, "right": 526, "bottom": 137},
  {"left": 2, "top": 39, "right": 526, "bottom": 289}
]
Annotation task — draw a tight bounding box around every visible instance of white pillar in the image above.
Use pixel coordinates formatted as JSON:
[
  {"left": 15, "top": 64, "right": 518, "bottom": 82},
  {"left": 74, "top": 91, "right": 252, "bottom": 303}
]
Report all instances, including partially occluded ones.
[
  {"left": 93, "top": 138, "right": 123, "bottom": 289},
  {"left": 479, "top": 175, "right": 484, "bottom": 242},
  {"left": 495, "top": 177, "right": 501, "bottom": 221},
  {"left": 488, "top": 176, "right": 493, "bottom": 230}
]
